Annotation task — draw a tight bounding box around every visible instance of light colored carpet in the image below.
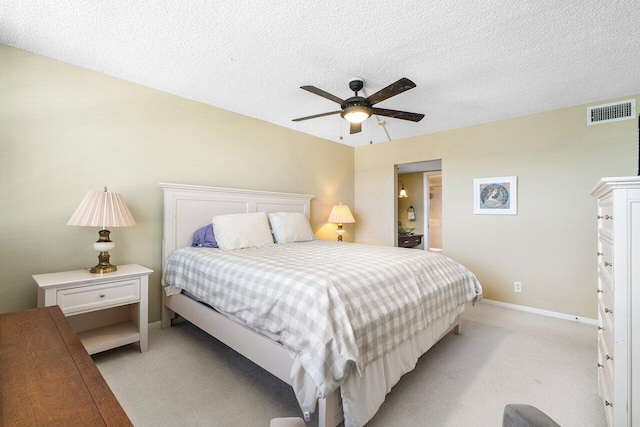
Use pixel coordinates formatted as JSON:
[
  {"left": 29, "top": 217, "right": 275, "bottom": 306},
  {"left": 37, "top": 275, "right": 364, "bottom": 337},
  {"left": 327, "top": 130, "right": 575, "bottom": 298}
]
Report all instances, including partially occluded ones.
[{"left": 93, "top": 302, "right": 605, "bottom": 426}]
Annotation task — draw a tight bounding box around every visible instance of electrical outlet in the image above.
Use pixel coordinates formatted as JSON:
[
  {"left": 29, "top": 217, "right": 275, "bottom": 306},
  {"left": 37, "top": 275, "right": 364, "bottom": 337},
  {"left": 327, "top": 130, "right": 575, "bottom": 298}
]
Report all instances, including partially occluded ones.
[{"left": 514, "top": 282, "right": 522, "bottom": 293}]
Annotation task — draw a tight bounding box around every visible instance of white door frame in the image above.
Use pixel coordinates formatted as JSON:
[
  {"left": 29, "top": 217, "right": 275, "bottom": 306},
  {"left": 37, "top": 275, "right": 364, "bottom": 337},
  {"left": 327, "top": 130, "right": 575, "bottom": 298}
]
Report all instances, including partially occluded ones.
[{"left": 423, "top": 171, "right": 442, "bottom": 251}]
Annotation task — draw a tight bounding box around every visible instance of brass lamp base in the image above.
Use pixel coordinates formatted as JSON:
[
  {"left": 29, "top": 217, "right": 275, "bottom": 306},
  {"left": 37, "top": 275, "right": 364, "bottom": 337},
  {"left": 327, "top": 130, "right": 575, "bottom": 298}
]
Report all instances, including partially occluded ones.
[
  {"left": 335, "top": 224, "right": 345, "bottom": 242},
  {"left": 90, "top": 229, "right": 118, "bottom": 274},
  {"left": 90, "top": 254, "right": 117, "bottom": 273}
]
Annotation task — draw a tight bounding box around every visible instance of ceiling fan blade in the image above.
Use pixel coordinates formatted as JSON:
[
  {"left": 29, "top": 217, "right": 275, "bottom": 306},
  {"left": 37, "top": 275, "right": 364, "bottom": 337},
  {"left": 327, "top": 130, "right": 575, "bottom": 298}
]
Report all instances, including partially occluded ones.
[
  {"left": 350, "top": 122, "right": 362, "bottom": 134},
  {"left": 366, "top": 78, "right": 416, "bottom": 106},
  {"left": 300, "top": 86, "right": 345, "bottom": 105},
  {"left": 371, "top": 108, "right": 424, "bottom": 122},
  {"left": 292, "top": 111, "right": 341, "bottom": 122}
]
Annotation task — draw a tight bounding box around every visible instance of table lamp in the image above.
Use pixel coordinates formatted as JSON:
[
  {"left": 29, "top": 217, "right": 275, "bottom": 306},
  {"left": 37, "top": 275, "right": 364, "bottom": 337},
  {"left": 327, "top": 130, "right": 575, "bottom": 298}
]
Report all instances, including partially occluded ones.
[
  {"left": 67, "top": 187, "right": 136, "bottom": 273},
  {"left": 327, "top": 203, "right": 355, "bottom": 242}
]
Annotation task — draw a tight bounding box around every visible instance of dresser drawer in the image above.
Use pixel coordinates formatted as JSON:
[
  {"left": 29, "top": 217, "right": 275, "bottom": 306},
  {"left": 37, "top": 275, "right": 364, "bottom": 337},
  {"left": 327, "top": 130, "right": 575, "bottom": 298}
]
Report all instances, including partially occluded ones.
[
  {"left": 598, "top": 354, "right": 614, "bottom": 426},
  {"left": 598, "top": 265, "right": 613, "bottom": 294},
  {"left": 57, "top": 279, "right": 140, "bottom": 315},
  {"left": 598, "top": 334, "right": 614, "bottom": 387},
  {"left": 598, "top": 303, "right": 614, "bottom": 361},
  {"left": 597, "top": 196, "right": 614, "bottom": 232},
  {"left": 597, "top": 236, "right": 613, "bottom": 268},
  {"left": 598, "top": 284, "right": 614, "bottom": 323}
]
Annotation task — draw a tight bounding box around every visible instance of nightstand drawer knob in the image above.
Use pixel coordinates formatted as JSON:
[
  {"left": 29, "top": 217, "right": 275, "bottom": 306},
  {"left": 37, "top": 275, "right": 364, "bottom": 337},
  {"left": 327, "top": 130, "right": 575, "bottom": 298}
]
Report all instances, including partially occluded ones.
[
  {"left": 605, "top": 307, "right": 612, "bottom": 314},
  {"left": 598, "top": 363, "right": 603, "bottom": 368},
  {"left": 596, "top": 251, "right": 603, "bottom": 256},
  {"left": 597, "top": 289, "right": 603, "bottom": 294},
  {"left": 606, "top": 354, "right": 613, "bottom": 361},
  {"left": 604, "top": 261, "right": 612, "bottom": 267},
  {"left": 598, "top": 326, "right": 604, "bottom": 331},
  {"left": 605, "top": 400, "right": 613, "bottom": 407},
  {"left": 99, "top": 294, "right": 106, "bottom": 298}
]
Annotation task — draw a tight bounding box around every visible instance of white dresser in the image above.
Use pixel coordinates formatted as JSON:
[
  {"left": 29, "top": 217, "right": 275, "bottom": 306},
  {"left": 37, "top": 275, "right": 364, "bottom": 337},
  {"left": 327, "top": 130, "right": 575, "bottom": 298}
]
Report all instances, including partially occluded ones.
[{"left": 591, "top": 176, "right": 640, "bottom": 426}]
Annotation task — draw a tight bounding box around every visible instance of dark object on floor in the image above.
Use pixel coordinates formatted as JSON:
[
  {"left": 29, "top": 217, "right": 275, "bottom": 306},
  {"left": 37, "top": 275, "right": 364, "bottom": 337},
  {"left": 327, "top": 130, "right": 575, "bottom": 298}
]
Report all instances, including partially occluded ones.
[{"left": 503, "top": 404, "right": 561, "bottom": 427}]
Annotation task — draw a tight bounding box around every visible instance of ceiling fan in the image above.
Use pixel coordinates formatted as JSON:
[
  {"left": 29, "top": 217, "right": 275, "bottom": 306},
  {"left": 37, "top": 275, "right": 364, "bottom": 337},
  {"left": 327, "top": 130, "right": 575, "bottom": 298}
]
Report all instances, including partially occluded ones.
[{"left": 292, "top": 77, "right": 424, "bottom": 134}]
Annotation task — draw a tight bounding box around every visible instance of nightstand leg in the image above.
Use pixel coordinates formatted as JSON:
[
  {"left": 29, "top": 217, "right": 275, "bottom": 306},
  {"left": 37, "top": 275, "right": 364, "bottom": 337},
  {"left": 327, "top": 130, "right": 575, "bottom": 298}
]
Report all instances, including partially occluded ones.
[{"left": 138, "top": 275, "right": 149, "bottom": 352}]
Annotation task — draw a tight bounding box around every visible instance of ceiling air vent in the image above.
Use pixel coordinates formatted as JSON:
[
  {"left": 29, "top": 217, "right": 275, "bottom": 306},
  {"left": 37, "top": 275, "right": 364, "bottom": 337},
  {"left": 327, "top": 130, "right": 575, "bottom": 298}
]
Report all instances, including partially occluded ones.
[{"left": 587, "top": 99, "right": 636, "bottom": 125}]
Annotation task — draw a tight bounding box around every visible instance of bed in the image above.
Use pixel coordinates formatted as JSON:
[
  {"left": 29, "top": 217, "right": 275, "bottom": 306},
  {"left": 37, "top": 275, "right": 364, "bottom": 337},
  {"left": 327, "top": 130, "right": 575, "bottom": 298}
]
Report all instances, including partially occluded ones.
[{"left": 159, "top": 182, "right": 482, "bottom": 427}]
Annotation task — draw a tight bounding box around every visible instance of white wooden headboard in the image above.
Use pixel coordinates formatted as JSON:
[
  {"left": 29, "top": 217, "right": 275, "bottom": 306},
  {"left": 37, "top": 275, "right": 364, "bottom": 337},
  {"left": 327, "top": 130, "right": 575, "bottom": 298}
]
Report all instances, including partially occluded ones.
[{"left": 159, "top": 183, "right": 314, "bottom": 265}]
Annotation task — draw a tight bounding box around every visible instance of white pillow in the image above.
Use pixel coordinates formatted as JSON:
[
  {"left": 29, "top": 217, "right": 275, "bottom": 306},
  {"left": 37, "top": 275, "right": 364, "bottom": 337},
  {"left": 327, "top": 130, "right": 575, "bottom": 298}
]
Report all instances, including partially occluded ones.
[
  {"left": 268, "top": 212, "right": 315, "bottom": 244},
  {"left": 212, "top": 212, "right": 274, "bottom": 250}
]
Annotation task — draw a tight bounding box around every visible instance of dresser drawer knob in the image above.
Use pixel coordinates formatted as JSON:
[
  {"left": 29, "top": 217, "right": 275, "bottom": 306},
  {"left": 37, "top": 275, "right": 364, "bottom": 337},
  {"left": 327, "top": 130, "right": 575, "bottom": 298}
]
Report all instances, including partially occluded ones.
[
  {"left": 597, "top": 289, "right": 603, "bottom": 294},
  {"left": 99, "top": 294, "right": 106, "bottom": 298},
  {"left": 605, "top": 308, "right": 612, "bottom": 314},
  {"left": 605, "top": 400, "right": 613, "bottom": 407},
  {"left": 597, "top": 363, "right": 603, "bottom": 368},
  {"left": 598, "top": 326, "right": 604, "bottom": 331},
  {"left": 606, "top": 354, "right": 613, "bottom": 361},
  {"left": 597, "top": 215, "right": 603, "bottom": 219},
  {"left": 596, "top": 251, "right": 603, "bottom": 256},
  {"left": 605, "top": 215, "right": 612, "bottom": 220},
  {"left": 604, "top": 261, "right": 612, "bottom": 267}
]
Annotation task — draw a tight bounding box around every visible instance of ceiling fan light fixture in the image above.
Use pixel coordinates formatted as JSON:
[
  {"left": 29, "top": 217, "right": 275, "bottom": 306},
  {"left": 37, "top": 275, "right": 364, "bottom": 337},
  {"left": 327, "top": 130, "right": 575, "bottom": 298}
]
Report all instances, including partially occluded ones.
[
  {"left": 341, "top": 105, "right": 371, "bottom": 123},
  {"left": 293, "top": 78, "right": 422, "bottom": 135}
]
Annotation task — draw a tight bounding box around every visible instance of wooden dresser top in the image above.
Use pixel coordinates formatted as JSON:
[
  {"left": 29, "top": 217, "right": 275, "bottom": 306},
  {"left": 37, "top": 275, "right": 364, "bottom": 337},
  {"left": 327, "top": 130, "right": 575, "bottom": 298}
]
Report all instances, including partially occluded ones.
[{"left": 0, "top": 305, "right": 132, "bottom": 426}]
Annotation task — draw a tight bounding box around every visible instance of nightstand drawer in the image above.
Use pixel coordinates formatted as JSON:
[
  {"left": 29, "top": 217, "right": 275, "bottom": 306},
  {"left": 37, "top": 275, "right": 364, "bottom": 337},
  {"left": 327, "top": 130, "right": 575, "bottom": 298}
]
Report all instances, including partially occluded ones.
[{"left": 57, "top": 279, "right": 140, "bottom": 315}]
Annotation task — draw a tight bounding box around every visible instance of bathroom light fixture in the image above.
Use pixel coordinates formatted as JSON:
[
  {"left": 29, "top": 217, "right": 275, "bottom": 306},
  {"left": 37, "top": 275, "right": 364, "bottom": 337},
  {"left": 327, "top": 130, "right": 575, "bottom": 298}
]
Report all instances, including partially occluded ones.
[
  {"left": 327, "top": 203, "right": 355, "bottom": 242},
  {"left": 398, "top": 180, "right": 408, "bottom": 198},
  {"left": 67, "top": 187, "right": 136, "bottom": 273}
]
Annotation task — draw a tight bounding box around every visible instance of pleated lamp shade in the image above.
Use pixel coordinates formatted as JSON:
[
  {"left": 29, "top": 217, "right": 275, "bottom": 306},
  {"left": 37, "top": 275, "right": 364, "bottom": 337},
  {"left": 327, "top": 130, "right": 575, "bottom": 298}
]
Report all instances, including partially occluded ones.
[
  {"left": 327, "top": 203, "right": 355, "bottom": 224},
  {"left": 327, "top": 203, "right": 354, "bottom": 242},
  {"left": 67, "top": 188, "right": 136, "bottom": 273},
  {"left": 68, "top": 189, "right": 136, "bottom": 228}
]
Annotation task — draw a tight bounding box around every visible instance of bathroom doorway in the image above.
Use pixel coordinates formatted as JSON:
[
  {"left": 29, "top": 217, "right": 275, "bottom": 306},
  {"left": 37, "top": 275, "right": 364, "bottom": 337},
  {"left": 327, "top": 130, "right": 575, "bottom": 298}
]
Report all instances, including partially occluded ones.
[{"left": 396, "top": 160, "right": 442, "bottom": 251}]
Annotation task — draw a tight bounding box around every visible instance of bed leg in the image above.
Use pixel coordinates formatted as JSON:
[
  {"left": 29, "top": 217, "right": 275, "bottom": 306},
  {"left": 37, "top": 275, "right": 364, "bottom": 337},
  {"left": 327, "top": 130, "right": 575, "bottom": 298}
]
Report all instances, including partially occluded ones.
[
  {"left": 318, "top": 389, "right": 343, "bottom": 427},
  {"left": 161, "top": 305, "right": 174, "bottom": 329},
  {"left": 454, "top": 318, "right": 462, "bottom": 335}
]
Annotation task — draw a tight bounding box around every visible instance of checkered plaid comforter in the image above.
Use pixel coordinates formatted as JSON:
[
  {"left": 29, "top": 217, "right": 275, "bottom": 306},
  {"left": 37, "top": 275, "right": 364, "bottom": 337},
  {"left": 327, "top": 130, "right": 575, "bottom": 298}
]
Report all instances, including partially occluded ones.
[{"left": 162, "top": 240, "right": 482, "bottom": 397}]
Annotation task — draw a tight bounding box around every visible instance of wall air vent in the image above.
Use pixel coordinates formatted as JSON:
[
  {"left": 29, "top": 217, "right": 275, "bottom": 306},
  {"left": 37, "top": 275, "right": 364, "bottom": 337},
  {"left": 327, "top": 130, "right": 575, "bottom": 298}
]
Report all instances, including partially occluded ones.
[{"left": 587, "top": 99, "right": 636, "bottom": 125}]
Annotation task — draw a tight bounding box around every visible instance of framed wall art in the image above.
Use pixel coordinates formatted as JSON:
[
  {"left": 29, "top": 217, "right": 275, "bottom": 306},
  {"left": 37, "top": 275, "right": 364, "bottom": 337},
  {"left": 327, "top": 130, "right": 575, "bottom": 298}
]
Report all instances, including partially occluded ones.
[{"left": 473, "top": 176, "right": 517, "bottom": 215}]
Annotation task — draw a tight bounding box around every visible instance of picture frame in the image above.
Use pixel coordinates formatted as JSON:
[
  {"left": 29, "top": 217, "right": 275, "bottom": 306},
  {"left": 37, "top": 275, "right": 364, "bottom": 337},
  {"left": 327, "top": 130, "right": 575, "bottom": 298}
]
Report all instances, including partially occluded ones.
[{"left": 473, "top": 176, "right": 517, "bottom": 215}]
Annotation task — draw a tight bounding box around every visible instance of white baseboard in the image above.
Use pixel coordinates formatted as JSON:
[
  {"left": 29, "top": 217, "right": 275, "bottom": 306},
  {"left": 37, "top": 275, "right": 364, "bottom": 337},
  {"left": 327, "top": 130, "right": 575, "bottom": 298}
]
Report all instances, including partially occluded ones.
[
  {"left": 149, "top": 320, "right": 162, "bottom": 330},
  {"left": 481, "top": 299, "right": 597, "bottom": 326}
]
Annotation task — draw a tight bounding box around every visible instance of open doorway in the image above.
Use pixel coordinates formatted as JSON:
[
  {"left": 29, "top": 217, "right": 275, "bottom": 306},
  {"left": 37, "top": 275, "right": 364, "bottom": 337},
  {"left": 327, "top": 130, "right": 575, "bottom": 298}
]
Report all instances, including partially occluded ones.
[{"left": 395, "top": 160, "right": 442, "bottom": 251}]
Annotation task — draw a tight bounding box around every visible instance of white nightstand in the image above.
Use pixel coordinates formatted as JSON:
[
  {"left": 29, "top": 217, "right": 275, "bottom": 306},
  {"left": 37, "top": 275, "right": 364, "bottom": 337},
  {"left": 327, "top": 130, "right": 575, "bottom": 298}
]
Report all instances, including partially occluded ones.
[{"left": 34, "top": 264, "right": 153, "bottom": 355}]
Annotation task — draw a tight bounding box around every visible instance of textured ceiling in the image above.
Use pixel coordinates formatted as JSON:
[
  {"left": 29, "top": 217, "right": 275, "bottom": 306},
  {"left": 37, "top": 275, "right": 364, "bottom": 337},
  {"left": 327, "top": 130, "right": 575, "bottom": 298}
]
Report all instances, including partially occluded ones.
[{"left": 1, "top": 1, "right": 639, "bottom": 147}]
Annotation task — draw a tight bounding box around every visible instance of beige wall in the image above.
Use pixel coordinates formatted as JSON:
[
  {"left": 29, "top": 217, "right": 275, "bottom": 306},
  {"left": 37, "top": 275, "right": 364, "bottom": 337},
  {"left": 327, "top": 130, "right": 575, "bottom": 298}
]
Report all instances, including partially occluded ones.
[
  {"left": 2, "top": 42, "right": 637, "bottom": 322},
  {"left": 0, "top": 45, "right": 355, "bottom": 320},
  {"left": 355, "top": 96, "right": 639, "bottom": 318}
]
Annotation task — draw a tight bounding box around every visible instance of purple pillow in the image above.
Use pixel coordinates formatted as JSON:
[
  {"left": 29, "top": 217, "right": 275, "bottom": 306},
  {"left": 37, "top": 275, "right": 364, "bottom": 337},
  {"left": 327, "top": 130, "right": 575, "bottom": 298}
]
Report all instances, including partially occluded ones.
[{"left": 192, "top": 224, "right": 218, "bottom": 248}]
